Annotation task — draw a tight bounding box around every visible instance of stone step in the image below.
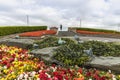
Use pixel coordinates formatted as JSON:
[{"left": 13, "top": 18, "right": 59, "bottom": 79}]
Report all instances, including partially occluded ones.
[{"left": 58, "top": 31, "right": 77, "bottom": 36}]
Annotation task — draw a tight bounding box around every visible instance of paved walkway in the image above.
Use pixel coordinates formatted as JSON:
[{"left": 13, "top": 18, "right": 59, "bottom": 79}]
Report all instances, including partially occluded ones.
[
  {"left": 61, "top": 36, "right": 120, "bottom": 42},
  {"left": 90, "top": 56, "right": 120, "bottom": 66}
]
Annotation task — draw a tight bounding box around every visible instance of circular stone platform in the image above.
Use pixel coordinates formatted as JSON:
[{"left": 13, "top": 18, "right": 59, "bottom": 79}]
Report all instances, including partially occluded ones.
[
  {"left": 0, "top": 38, "right": 34, "bottom": 49},
  {"left": 85, "top": 56, "right": 120, "bottom": 74}
]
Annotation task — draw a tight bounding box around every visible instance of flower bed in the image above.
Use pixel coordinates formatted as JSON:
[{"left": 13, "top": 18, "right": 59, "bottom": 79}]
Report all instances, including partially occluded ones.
[
  {"left": 76, "top": 27, "right": 118, "bottom": 34},
  {"left": 19, "top": 30, "right": 57, "bottom": 37},
  {"left": 76, "top": 30, "right": 109, "bottom": 35},
  {"left": 0, "top": 45, "right": 119, "bottom": 80}
]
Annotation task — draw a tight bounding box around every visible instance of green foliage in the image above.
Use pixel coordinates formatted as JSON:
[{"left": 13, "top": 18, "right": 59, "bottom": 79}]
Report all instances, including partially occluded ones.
[
  {"left": 35, "top": 37, "right": 76, "bottom": 49},
  {"left": 53, "top": 44, "right": 89, "bottom": 66},
  {"left": 36, "top": 36, "right": 120, "bottom": 57},
  {"left": 35, "top": 36, "right": 120, "bottom": 66},
  {"left": 0, "top": 26, "right": 47, "bottom": 36},
  {"left": 52, "top": 40, "right": 120, "bottom": 66},
  {"left": 76, "top": 27, "right": 120, "bottom": 33},
  {"left": 81, "top": 41, "right": 120, "bottom": 56}
]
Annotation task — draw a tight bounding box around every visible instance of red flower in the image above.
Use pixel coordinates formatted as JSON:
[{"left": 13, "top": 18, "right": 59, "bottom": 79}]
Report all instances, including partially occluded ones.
[
  {"left": 93, "top": 74, "right": 100, "bottom": 80},
  {"left": 53, "top": 71, "right": 59, "bottom": 76},
  {"left": 52, "top": 64, "right": 56, "bottom": 68},
  {"left": 7, "top": 63, "right": 10, "bottom": 68},
  {"left": 53, "top": 77, "right": 59, "bottom": 80},
  {"left": 19, "top": 30, "right": 57, "bottom": 37},
  {"left": 76, "top": 30, "right": 109, "bottom": 35},
  {"left": 0, "top": 54, "right": 2, "bottom": 59},
  {"left": 64, "top": 75, "right": 69, "bottom": 80},
  {"left": 78, "top": 68, "right": 82, "bottom": 74},
  {"left": 86, "top": 72, "right": 91, "bottom": 77},
  {"left": 100, "top": 76, "right": 106, "bottom": 80},
  {"left": 53, "top": 71, "right": 63, "bottom": 80},
  {"left": 12, "top": 54, "right": 16, "bottom": 58},
  {"left": 2, "top": 60, "right": 8, "bottom": 65},
  {"left": 9, "top": 58, "right": 14, "bottom": 63},
  {"left": 39, "top": 71, "right": 48, "bottom": 80}
]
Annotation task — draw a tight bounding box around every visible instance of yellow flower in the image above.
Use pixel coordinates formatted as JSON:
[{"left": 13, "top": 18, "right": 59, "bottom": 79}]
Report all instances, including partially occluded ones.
[
  {"left": 34, "top": 74, "right": 39, "bottom": 78},
  {"left": 11, "top": 74, "right": 16, "bottom": 79},
  {"left": 118, "top": 75, "right": 120, "bottom": 78},
  {"left": 1, "top": 78, "right": 5, "bottom": 80},
  {"left": 77, "top": 72, "right": 84, "bottom": 78},
  {"left": 0, "top": 66, "right": 2, "bottom": 69},
  {"left": 3, "top": 69, "right": 8, "bottom": 74}
]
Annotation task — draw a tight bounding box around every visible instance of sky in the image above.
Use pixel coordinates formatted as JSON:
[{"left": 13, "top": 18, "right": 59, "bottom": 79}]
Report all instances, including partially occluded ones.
[{"left": 0, "top": 0, "right": 120, "bottom": 31}]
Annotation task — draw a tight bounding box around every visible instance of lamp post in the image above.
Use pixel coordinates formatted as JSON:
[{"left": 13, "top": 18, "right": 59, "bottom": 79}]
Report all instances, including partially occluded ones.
[
  {"left": 26, "top": 15, "right": 29, "bottom": 26},
  {"left": 80, "top": 19, "right": 81, "bottom": 27}
]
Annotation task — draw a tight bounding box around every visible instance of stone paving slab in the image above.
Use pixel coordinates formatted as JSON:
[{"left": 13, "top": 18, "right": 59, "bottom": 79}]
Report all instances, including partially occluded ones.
[
  {"left": 0, "top": 38, "right": 34, "bottom": 49},
  {"left": 0, "top": 38, "right": 34, "bottom": 44},
  {"left": 84, "top": 56, "right": 120, "bottom": 74},
  {"left": 90, "top": 56, "right": 120, "bottom": 66},
  {"left": 61, "top": 36, "right": 120, "bottom": 42}
]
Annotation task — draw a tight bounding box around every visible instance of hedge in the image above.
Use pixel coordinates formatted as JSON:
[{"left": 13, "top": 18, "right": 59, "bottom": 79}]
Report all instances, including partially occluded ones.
[{"left": 0, "top": 26, "right": 47, "bottom": 36}]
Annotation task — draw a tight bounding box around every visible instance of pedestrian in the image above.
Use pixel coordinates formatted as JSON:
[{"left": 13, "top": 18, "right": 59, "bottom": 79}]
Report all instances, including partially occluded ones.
[{"left": 60, "top": 24, "right": 62, "bottom": 30}]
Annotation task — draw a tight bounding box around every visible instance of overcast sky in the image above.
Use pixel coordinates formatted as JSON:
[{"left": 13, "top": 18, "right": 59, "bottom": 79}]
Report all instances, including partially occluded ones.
[{"left": 0, "top": 0, "right": 120, "bottom": 31}]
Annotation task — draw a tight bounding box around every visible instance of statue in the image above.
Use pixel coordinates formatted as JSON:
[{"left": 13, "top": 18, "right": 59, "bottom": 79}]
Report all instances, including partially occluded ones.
[
  {"left": 15, "top": 35, "right": 19, "bottom": 39},
  {"left": 33, "top": 44, "right": 39, "bottom": 49},
  {"left": 58, "top": 38, "right": 66, "bottom": 44},
  {"left": 60, "top": 24, "right": 62, "bottom": 31},
  {"left": 74, "top": 35, "right": 79, "bottom": 41},
  {"left": 84, "top": 48, "right": 94, "bottom": 58}
]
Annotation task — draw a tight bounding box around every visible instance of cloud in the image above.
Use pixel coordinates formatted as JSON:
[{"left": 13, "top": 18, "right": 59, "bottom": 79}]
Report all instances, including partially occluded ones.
[{"left": 0, "top": 0, "right": 120, "bottom": 31}]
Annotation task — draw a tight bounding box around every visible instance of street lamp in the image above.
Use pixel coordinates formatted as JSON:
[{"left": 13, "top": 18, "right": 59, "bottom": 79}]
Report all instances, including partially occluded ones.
[
  {"left": 80, "top": 19, "right": 81, "bottom": 27},
  {"left": 26, "top": 15, "right": 29, "bottom": 26}
]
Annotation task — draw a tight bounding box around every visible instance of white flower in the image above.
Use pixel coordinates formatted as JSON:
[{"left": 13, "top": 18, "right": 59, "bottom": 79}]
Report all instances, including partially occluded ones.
[
  {"left": 21, "top": 54, "right": 25, "bottom": 58},
  {"left": 18, "top": 74, "right": 24, "bottom": 79},
  {"left": 30, "top": 71, "right": 36, "bottom": 77},
  {"left": 45, "top": 73, "right": 51, "bottom": 78},
  {"left": 24, "top": 64, "right": 27, "bottom": 67},
  {"left": 89, "top": 79, "right": 92, "bottom": 80},
  {"left": 37, "top": 78, "right": 40, "bottom": 80},
  {"left": 113, "top": 78, "right": 116, "bottom": 80},
  {"left": 112, "top": 75, "right": 116, "bottom": 80},
  {"left": 24, "top": 74, "right": 28, "bottom": 79},
  {"left": 3, "top": 66, "right": 7, "bottom": 69},
  {"left": 50, "top": 66, "right": 57, "bottom": 72},
  {"left": 15, "top": 58, "right": 18, "bottom": 61},
  {"left": 17, "top": 77, "right": 20, "bottom": 80},
  {"left": 39, "top": 70, "right": 42, "bottom": 73}
]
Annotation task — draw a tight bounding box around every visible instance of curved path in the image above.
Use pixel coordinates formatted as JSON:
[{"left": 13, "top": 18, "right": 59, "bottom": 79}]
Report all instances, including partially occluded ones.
[
  {"left": 61, "top": 36, "right": 120, "bottom": 42},
  {"left": 1, "top": 34, "right": 120, "bottom": 44}
]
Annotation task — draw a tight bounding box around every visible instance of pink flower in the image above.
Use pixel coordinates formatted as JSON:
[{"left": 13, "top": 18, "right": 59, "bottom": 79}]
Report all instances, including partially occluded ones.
[{"left": 53, "top": 77, "right": 59, "bottom": 80}]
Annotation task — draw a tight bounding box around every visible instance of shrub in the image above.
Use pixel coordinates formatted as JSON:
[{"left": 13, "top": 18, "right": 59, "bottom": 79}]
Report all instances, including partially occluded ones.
[
  {"left": 0, "top": 26, "right": 47, "bottom": 36},
  {"left": 53, "top": 44, "right": 90, "bottom": 66},
  {"left": 81, "top": 41, "right": 120, "bottom": 56},
  {"left": 35, "top": 37, "right": 76, "bottom": 49}
]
